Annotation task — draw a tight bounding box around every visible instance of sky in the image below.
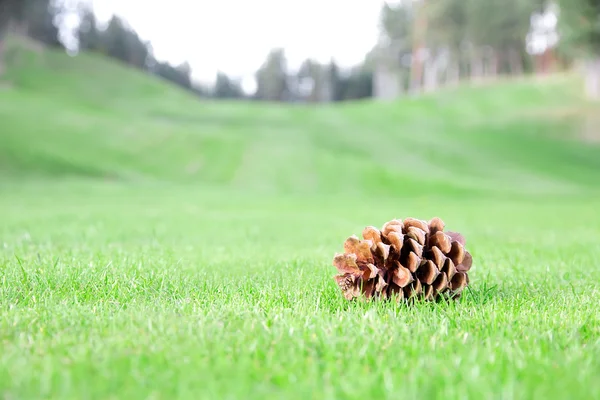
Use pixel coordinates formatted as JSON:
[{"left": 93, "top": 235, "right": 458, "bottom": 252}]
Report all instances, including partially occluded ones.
[{"left": 92, "top": 0, "right": 389, "bottom": 88}]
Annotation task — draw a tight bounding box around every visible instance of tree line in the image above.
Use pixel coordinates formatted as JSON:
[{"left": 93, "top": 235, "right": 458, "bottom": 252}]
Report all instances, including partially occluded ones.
[
  {"left": 375, "top": 0, "right": 600, "bottom": 98},
  {"left": 0, "top": 0, "right": 373, "bottom": 101},
  {"left": 77, "top": 4, "right": 375, "bottom": 102},
  {"left": 1, "top": 0, "right": 599, "bottom": 100}
]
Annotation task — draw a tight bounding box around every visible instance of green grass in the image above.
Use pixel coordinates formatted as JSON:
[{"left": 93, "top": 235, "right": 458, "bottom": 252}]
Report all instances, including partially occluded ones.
[{"left": 1, "top": 37, "right": 600, "bottom": 399}]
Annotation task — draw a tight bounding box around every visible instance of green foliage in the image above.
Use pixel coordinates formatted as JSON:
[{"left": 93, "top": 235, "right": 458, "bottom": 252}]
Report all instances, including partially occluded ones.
[
  {"left": 255, "top": 48, "right": 290, "bottom": 101},
  {"left": 213, "top": 72, "right": 245, "bottom": 99},
  {"left": 22, "top": 0, "right": 61, "bottom": 47},
  {"left": 327, "top": 60, "right": 344, "bottom": 101},
  {"left": 336, "top": 67, "right": 373, "bottom": 100},
  {"left": 150, "top": 60, "right": 193, "bottom": 89},
  {"left": 0, "top": 0, "right": 61, "bottom": 47},
  {"left": 557, "top": 0, "right": 600, "bottom": 56},
  {"left": 461, "top": 0, "right": 538, "bottom": 48},
  {"left": 76, "top": 4, "right": 100, "bottom": 51},
  {"left": 427, "top": 0, "right": 466, "bottom": 49},
  {"left": 74, "top": 9, "right": 194, "bottom": 92},
  {"left": 379, "top": 0, "right": 553, "bottom": 82},
  {"left": 379, "top": 1, "right": 414, "bottom": 50}
]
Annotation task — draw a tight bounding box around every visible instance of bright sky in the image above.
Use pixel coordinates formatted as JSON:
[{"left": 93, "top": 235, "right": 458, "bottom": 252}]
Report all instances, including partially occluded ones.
[{"left": 93, "top": 0, "right": 387, "bottom": 87}]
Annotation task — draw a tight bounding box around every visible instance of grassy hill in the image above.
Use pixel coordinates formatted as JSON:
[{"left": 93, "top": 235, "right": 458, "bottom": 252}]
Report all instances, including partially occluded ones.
[
  {"left": 1, "top": 37, "right": 600, "bottom": 399},
  {"left": 1, "top": 36, "right": 599, "bottom": 197}
]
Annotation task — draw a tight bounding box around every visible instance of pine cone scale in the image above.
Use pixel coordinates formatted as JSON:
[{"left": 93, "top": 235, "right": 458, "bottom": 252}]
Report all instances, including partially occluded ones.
[
  {"left": 423, "top": 284, "right": 435, "bottom": 300},
  {"left": 428, "top": 217, "right": 445, "bottom": 235},
  {"left": 428, "top": 246, "right": 446, "bottom": 268},
  {"left": 457, "top": 252, "right": 473, "bottom": 272},
  {"left": 442, "top": 258, "right": 457, "bottom": 281},
  {"left": 430, "top": 231, "right": 452, "bottom": 253},
  {"left": 406, "top": 226, "right": 427, "bottom": 245},
  {"left": 403, "top": 217, "right": 429, "bottom": 232},
  {"left": 417, "top": 260, "right": 439, "bottom": 285},
  {"left": 449, "top": 272, "right": 468, "bottom": 291},
  {"left": 446, "top": 231, "right": 466, "bottom": 246},
  {"left": 448, "top": 241, "right": 465, "bottom": 265},
  {"left": 407, "top": 238, "right": 424, "bottom": 258},
  {"left": 405, "top": 252, "right": 421, "bottom": 272},
  {"left": 392, "top": 264, "right": 413, "bottom": 287},
  {"left": 433, "top": 272, "right": 449, "bottom": 292},
  {"left": 376, "top": 242, "right": 391, "bottom": 262},
  {"left": 362, "top": 226, "right": 382, "bottom": 244},
  {"left": 386, "top": 231, "right": 404, "bottom": 251},
  {"left": 333, "top": 253, "right": 361, "bottom": 275}
]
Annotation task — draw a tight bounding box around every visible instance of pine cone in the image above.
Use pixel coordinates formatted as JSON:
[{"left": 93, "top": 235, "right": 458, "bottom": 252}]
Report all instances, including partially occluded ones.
[{"left": 332, "top": 217, "right": 472, "bottom": 302}]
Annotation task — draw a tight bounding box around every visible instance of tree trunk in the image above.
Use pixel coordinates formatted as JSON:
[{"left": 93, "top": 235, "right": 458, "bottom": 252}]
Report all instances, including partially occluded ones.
[
  {"left": 373, "top": 63, "right": 400, "bottom": 101},
  {"left": 423, "top": 57, "right": 438, "bottom": 92},
  {"left": 508, "top": 48, "right": 523, "bottom": 76},
  {"left": 470, "top": 53, "right": 484, "bottom": 81},
  {"left": 488, "top": 49, "right": 499, "bottom": 78},
  {"left": 447, "top": 58, "right": 460, "bottom": 86},
  {"left": 0, "top": 24, "right": 8, "bottom": 78},
  {"left": 0, "top": 2, "right": 10, "bottom": 79},
  {"left": 584, "top": 58, "right": 600, "bottom": 100},
  {"left": 0, "top": 39, "right": 5, "bottom": 77},
  {"left": 410, "top": 58, "right": 423, "bottom": 93},
  {"left": 410, "top": 0, "right": 428, "bottom": 94}
]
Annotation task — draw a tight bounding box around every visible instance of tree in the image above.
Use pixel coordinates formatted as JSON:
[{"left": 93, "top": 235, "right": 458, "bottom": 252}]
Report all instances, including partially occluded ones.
[
  {"left": 255, "top": 48, "right": 289, "bottom": 101},
  {"left": 425, "top": 0, "right": 540, "bottom": 79},
  {"left": 24, "top": 0, "right": 62, "bottom": 47},
  {"left": 426, "top": 0, "right": 467, "bottom": 82},
  {"left": 466, "top": 0, "right": 538, "bottom": 76},
  {"left": 1, "top": 0, "right": 62, "bottom": 46},
  {"left": 376, "top": 0, "right": 546, "bottom": 95},
  {"left": 376, "top": 1, "right": 418, "bottom": 94},
  {"left": 76, "top": 4, "right": 100, "bottom": 52},
  {"left": 557, "top": 0, "right": 600, "bottom": 98},
  {"left": 99, "top": 16, "right": 130, "bottom": 63},
  {"left": 75, "top": 7, "right": 196, "bottom": 93},
  {"left": 295, "top": 59, "right": 331, "bottom": 102},
  {"left": 149, "top": 59, "right": 192, "bottom": 89},
  {"left": 124, "top": 31, "right": 151, "bottom": 69},
  {"left": 0, "top": 0, "right": 14, "bottom": 76},
  {"left": 338, "top": 67, "right": 373, "bottom": 100},
  {"left": 86, "top": 14, "right": 152, "bottom": 70},
  {"left": 327, "top": 60, "right": 344, "bottom": 101},
  {"left": 213, "top": 72, "right": 244, "bottom": 99},
  {"left": 0, "top": 0, "right": 63, "bottom": 76}
]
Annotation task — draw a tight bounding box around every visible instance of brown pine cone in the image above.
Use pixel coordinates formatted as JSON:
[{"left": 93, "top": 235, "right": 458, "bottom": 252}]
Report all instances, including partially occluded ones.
[{"left": 332, "top": 217, "right": 472, "bottom": 302}]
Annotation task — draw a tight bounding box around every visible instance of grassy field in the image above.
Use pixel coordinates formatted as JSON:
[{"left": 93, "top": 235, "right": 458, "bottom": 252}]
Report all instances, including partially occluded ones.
[{"left": 1, "top": 38, "right": 600, "bottom": 399}]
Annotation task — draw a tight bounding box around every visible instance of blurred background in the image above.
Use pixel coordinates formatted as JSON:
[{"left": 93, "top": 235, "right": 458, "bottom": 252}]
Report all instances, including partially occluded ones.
[
  {"left": 0, "top": 0, "right": 598, "bottom": 192},
  {"left": 1, "top": 0, "right": 599, "bottom": 104}
]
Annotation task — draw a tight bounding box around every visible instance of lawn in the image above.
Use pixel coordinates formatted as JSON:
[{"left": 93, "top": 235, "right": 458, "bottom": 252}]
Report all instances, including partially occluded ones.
[{"left": 1, "top": 39, "right": 600, "bottom": 399}]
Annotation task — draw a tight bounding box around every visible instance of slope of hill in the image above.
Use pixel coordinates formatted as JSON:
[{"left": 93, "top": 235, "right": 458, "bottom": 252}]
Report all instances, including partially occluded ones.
[{"left": 1, "top": 36, "right": 599, "bottom": 198}]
